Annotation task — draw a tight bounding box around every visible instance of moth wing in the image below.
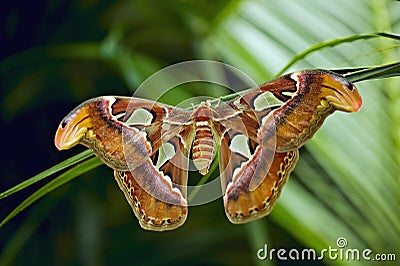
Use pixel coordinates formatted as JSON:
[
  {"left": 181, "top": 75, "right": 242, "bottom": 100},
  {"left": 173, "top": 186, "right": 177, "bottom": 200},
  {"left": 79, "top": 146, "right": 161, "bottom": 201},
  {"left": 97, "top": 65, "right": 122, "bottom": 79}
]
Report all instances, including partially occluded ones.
[
  {"left": 114, "top": 126, "right": 194, "bottom": 231},
  {"left": 117, "top": 100, "right": 195, "bottom": 231},
  {"left": 214, "top": 83, "right": 298, "bottom": 224},
  {"left": 55, "top": 96, "right": 194, "bottom": 230},
  {"left": 54, "top": 96, "right": 185, "bottom": 170},
  {"left": 214, "top": 94, "right": 277, "bottom": 196},
  {"left": 114, "top": 165, "right": 187, "bottom": 231},
  {"left": 221, "top": 145, "right": 299, "bottom": 223}
]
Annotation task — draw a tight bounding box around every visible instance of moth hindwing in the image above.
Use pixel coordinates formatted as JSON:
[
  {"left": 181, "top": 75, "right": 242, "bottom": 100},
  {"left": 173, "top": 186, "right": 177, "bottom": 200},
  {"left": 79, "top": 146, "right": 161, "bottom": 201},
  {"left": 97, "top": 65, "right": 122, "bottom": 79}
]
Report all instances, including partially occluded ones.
[{"left": 54, "top": 69, "right": 362, "bottom": 230}]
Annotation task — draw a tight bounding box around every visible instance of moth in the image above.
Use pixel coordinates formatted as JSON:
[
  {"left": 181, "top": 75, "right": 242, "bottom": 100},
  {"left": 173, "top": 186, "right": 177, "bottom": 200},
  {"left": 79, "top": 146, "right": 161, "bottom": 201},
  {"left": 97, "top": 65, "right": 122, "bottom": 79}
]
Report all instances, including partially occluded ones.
[{"left": 54, "top": 69, "right": 362, "bottom": 231}]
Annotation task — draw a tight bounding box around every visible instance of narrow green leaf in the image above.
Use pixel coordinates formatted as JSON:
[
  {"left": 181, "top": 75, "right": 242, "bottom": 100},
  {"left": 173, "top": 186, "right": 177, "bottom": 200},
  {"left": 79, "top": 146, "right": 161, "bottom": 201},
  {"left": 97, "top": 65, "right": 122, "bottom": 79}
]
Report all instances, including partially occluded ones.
[
  {"left": 188, "top": 159, "right": 219, "bottom": 203},
  {"left": 344, "top": 61, "right": 400, "bottom": 82},
  {"left": 0, "top": 157, "right": 102, "bottom": 228},
  {"left": 276, "top": 32, "right": 400, "bottom": 77},
  {"left": 215, "top": 62, "right": 400, "bottom": 104},
  {"left": 0, "top": 150, "right": 93, "bottom": 200}
]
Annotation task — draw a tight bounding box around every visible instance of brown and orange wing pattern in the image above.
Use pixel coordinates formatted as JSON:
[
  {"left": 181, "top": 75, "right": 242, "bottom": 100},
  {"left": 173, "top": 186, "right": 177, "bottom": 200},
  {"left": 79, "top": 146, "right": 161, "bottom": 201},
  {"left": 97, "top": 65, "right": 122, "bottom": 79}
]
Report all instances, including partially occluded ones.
[
  {"left": 54, "top": 69, "right": 362, "bottom": 230},
  {"left": 55, "top": 96, "right": 195, "bottom": 231},
  {"left": 215, "top": 69, "right": 361, "bottom": 223}
]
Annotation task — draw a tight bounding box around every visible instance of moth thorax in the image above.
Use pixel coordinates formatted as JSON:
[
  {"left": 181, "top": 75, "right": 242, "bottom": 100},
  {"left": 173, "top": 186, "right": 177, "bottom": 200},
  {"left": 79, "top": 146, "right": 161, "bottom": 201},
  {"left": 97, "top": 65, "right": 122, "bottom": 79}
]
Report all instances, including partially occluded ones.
[{"left": 192, "top": 121, "right": 214, "bottom": 175}]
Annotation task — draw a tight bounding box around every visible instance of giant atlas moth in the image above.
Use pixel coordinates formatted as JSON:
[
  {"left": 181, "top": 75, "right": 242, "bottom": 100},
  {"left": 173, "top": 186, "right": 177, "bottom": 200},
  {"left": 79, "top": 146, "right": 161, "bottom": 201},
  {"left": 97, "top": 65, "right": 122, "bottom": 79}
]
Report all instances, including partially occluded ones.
[{"left": 54, "top": 69, "right": 362, "bottom": 231}]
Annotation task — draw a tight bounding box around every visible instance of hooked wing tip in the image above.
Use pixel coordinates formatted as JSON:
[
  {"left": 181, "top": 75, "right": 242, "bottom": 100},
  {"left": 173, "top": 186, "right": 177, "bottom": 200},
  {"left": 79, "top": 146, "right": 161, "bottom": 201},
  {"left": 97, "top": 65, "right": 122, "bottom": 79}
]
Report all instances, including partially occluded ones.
[
  {"left": 320, "top": 72, "right": 363, "bottom": 113},
  {"left": 54, "top": 122, "right": 85, "bottom": 150},
  {"left": 54, "top": 109, "right": 92, "bottom": 150}
]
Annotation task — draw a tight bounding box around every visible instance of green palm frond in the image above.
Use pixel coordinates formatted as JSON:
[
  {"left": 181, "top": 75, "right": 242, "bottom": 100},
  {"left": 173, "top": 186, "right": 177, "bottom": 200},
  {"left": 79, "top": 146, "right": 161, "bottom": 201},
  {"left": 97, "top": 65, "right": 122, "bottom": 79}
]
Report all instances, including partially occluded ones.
[
  {"left": 1, "top": 0, "right": 399, "bottom": 265},
  {"left": 205, "top": 1, "right": 400, "bottom": 264}
]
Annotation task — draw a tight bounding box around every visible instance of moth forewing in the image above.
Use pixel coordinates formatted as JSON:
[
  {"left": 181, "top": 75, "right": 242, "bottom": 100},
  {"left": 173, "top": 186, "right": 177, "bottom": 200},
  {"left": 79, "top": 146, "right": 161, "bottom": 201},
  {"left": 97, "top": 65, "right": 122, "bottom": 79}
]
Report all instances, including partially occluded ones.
[{"left": 54, "top": 69, "right": 362, "bottom": 231}]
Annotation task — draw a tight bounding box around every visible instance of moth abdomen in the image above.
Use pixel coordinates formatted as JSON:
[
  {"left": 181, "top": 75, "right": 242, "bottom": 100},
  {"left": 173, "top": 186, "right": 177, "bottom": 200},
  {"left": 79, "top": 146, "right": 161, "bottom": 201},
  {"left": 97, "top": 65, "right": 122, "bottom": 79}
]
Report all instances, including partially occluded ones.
[{"left": 192, "top": 121, "right": 215, "bottom": 175}]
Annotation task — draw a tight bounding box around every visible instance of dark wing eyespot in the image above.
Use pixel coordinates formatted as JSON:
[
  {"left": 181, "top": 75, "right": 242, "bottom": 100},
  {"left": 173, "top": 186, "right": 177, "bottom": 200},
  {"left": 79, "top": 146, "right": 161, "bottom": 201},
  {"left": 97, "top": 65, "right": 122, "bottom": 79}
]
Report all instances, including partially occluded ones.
[
  {"left": 347, "top": 82, "right": 355, "bottom": 91},
  {"left": 337, "top": 75, "right": 354, "bottom": 91},
  {"left": 61, "top": 118, "right": 68, "bottom": 128}
]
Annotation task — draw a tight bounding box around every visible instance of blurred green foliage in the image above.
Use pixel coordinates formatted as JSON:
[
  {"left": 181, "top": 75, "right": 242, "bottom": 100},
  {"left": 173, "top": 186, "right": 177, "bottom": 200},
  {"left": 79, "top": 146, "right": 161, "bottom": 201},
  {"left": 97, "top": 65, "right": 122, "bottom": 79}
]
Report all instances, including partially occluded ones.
[{"left": 1, "top": 0, "right": 399, "bottom": 265}]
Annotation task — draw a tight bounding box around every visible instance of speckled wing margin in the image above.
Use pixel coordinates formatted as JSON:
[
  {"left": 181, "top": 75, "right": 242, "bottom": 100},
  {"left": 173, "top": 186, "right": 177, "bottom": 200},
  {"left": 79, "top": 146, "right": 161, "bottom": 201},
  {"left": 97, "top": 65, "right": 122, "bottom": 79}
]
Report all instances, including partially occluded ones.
[
  {"left": 54, "top": 96, "right": 194, "bottom": 231},
  {"left": 216, "top": 69, "right": 361, "bottom": 223},
  {"left": 54, "top": 69, "right": 362, "bottom": 231}
]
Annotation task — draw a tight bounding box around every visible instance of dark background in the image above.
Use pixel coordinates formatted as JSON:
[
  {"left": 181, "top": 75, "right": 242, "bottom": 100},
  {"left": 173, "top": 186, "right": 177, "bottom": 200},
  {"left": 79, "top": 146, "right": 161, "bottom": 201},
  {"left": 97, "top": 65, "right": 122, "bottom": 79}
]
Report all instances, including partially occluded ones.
[
  {"left": 1, "top": 1, "right": 399, "bottom": 265},
  {"left": 0, "top": 1, "right": 299, "bottom": 265}
]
